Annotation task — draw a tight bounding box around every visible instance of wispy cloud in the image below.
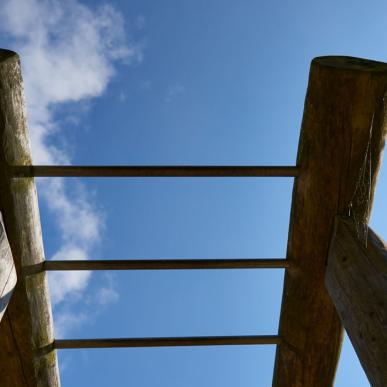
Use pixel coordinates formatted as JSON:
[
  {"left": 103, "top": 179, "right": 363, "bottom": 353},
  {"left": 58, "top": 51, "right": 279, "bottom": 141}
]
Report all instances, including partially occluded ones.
[
  {"left": 0, "top": 0, "right": 143, "bottom": 336},
  {"left": 54, "top": 309, "right": 89, "bottom": 339},
  {"left": 141, "top": 80, "right": 152, "bottom": 91},
  {"left": 118, "top": 91, "right": 127, "bottom": 102},
  {"left": 95, "top": 273, "right": 119, "bottom": 306},
  {"left": 166, "top": 83, "right": 185, "bottom": 103}
]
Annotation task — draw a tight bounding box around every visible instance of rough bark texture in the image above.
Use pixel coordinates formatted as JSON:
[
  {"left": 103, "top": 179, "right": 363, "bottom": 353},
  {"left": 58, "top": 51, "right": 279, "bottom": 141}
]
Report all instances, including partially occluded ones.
[
  {"left": 0, "top": 49, "right": 60, "bottom": 386},
  {"left": 326, "top": 216, "right": 387, "bottom": 387},
  {"left": 273, "top": 56, "right": 387, "bottom": 387}
]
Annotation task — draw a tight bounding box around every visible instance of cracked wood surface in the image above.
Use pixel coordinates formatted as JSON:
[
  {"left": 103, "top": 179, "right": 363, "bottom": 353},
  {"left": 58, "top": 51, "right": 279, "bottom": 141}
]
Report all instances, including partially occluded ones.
[
  {"left": 326, "top": 217, "right": 387, "bottom": 387},
  {"left": 0, "top": 49, "right": 59, "bottom": 387}
]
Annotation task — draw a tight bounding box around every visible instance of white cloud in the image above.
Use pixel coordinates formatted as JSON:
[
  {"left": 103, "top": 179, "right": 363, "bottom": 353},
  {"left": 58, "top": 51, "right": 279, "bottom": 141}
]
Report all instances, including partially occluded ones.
[
  {"left": 53, "top": 273, "right": 119, "bottom": 339},
  {"left": 54, "top": 309, "right": 88, "bottom": 339},
  {"left": 0, "top": 0, "right": 142, "bottom": 335},
  {"left": 48, "top": 246, "right": 91, "bottom": 305},
  {"left": 1, "top": 0, "right": 142, "bottom": 163},
  {"left": 96, "top": 273, "right": 119, "bottom": 306}
]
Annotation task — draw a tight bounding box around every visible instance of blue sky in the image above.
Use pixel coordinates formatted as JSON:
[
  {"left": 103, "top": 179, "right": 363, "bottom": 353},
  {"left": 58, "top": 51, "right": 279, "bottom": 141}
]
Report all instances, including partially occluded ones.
[{"left": 2, "top": 0, "right": 387, "bottom": 386}]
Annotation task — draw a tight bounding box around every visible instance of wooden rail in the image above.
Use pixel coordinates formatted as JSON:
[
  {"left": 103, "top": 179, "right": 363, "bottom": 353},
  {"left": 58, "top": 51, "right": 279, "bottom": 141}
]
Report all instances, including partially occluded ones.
[
  {"left": 30, "top": 258, "right": 289, "bottom": 272},
  {"left": 10, "top": 165, "right": 299, "bottom": 178},
  {"left": 54, "top": 335, "right": 281, "bottom": 349}
]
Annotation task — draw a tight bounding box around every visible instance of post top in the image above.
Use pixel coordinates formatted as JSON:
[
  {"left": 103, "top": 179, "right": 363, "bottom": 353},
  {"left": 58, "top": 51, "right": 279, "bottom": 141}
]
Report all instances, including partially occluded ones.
[
  {"left": 313, "top": 56, "right": 387, "bottom": 72},
  {"left": 0, "top": 49, "right": 19, "bottom": 64}
]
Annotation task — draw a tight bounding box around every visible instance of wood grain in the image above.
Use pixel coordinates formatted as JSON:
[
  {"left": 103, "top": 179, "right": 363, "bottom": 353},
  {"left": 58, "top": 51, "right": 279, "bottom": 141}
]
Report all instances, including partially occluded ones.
[
  {"left": 273, "top": 56, "right": 387, "bottom": 387},
  {"left": 0, "top": 49, "right": 60, "bottom": 387},
  {"left": 326, "top": 216, "right": 387, "bottom": 387}
]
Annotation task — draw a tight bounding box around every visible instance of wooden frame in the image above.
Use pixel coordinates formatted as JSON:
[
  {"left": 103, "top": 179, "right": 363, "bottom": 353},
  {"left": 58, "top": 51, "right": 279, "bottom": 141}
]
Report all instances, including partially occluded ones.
[{"left": 1, "top": 49, "right": 386, "bottom": 386}]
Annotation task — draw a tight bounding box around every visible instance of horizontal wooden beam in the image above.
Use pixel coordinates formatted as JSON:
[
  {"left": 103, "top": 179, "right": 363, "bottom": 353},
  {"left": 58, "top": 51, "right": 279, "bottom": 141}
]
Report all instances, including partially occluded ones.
[
  {"left": 273, "top": 56, "right": 387, "bottom": 387},
  {"left": 26, "top": 258, "right": 289, "bottom": 273},
  {"left": 55, "top": 335, "right": 281, "bottom": 349},
  {"left": 10, "top": 165, "right": 299, "bottom": 178},
  {"left": 326, "top": 216, "right": 387, "bottom": 387}
]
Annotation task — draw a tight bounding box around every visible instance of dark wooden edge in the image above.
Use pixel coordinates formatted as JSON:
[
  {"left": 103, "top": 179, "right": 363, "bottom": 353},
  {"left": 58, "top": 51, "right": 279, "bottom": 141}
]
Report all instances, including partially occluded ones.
[
  {"left": 54, "top": 335, "right": 281, "bottom": 349},
  {"left": 23, "top": 258, "right": 289, "bottom": 274},
  {"left": 11, "top": 165, "right": 299, "bottom": 177}
]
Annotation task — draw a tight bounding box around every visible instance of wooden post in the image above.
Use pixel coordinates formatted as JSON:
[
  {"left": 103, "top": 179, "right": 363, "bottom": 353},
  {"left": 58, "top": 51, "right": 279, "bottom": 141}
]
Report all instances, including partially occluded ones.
[
  {"left": 0, "top": 49, "right": 60, "bottom": 386},
  {"left": 273, "top": 57, "right": 387, "bottom": 387},
  {"left": 0, "top": 214, "right": 16, "bottom": 322},
  {"left": 326, "top": 216, "right": 387, "bottom": 387}
]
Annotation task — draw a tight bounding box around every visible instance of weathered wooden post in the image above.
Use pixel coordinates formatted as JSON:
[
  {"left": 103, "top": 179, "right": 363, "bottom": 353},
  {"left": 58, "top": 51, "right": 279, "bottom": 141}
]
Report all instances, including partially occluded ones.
[
  {"left": 326, "top": 216, "right": 387, "bottom": 387},
  {"left": 273, "top": 57, "right": 387, "bottom": 386},
  {"left": 0, "top": 214, "right": 17, "bottom": 322},
  {"left": 0, "top": 49, "right": 60, "bottom": 386}
]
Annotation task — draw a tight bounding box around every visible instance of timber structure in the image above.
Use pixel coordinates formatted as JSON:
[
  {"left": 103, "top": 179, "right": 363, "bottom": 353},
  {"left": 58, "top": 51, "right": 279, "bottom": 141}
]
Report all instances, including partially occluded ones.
[{"left": 0, "top": 49, "right": 386, "bottom": 386}]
